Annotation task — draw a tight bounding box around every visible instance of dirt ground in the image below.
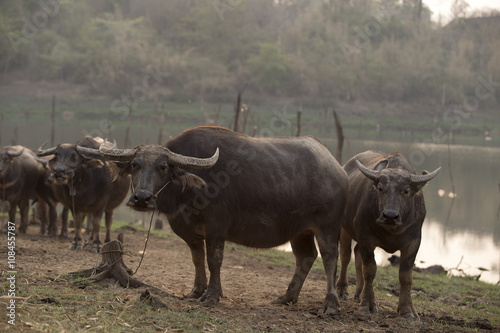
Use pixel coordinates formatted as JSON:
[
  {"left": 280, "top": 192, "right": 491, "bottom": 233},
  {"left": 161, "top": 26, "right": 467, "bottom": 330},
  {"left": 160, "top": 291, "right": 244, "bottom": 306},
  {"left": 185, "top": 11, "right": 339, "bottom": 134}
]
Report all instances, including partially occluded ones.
[{"left": 3, "top": 224, "right": 498, "bottom": 333}]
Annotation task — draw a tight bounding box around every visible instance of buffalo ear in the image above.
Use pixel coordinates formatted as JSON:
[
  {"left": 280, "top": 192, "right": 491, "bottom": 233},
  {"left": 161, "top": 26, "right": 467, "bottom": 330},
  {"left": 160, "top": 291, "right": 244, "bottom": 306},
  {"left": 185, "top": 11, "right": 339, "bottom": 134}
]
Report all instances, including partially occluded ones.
[
  {"left": 172, "top": 168, "right": 206, "bottom": 191},
  {"left": 83, "top": 159, "right": 104, "bottom": 168},
  {"left": 374, "top": 159, "right": 388, "bottom": 171},
  {"left": 105, "top": 161, "right": 130, "bottom": 182}
]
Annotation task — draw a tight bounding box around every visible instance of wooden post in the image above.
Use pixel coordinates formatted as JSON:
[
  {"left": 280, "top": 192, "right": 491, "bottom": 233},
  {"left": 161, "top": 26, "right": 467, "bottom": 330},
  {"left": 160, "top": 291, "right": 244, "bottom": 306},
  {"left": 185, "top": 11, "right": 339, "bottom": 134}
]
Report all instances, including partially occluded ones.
[
  {"left": 296, "top": 111, "right": 302, "bottom": 137},
  {"left": 124, "top": 103, "right": 132, "bottom": 147},
  {"left": 158, "top": 113, "right": 166, "bottom": 145},
  {"left": 333, "top": 110, "right": 344, "bottom": 164},
  {"left": 51, "top": 95, "right": 55, "bottom": 146},
  {"left": 233, "top": 91, "right": 242, "bottom": 132},
  {"left": 241, "top": 105, "right": 250, "bottom": 134}
]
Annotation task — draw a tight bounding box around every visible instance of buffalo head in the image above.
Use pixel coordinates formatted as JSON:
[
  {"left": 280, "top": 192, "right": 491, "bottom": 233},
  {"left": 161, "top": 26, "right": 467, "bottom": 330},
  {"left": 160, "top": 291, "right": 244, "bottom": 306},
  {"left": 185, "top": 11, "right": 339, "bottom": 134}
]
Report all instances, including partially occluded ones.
[
  {"left": 0, "top": 146, "right": 25, "bottom": 177},
  {"left": 37, "top": 143, "right": 104, "bottom": 185},
  {"left": 98, "top": 142, "right": 219, "bottom": 211},
  {"left": 355, "top": 159, "right": 440, "bottom": 233}
]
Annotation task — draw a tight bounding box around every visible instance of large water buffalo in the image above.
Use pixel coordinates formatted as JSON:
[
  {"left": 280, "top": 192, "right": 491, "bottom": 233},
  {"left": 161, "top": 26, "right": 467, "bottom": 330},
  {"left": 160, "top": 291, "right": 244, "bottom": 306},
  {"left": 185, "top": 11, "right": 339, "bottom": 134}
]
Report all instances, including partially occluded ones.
[
  {"left": 336, "top": 150, "right": 440, "bottom": 318},
  {"left": 0, "top": 145, "right": 54, "bottom": 234},
  {"left": 93, "top": 126, "right": 348, "bottom": 314},
  {"left": 37, "top": 136, "right": 130, "bottom": 253}
]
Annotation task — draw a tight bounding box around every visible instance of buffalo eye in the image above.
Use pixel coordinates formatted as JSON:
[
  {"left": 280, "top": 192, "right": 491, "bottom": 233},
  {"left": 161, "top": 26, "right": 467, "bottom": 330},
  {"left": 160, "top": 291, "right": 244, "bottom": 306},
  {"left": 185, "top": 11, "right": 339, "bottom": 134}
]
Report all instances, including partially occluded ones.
[
  {"left": 130, "top": 162, "right": 139, "bottom": 170},
  {"left": 403, "top": 188, "right": 410, "bottom": 195},
  {"left": 377, "top": 185, "right": 384, "bottom": 193},
  {"left": 158, "top": 165, "right": 168, "bottom": 172},
  {"left": 69, "top": 153, "right": 77, "bottom": 163}
]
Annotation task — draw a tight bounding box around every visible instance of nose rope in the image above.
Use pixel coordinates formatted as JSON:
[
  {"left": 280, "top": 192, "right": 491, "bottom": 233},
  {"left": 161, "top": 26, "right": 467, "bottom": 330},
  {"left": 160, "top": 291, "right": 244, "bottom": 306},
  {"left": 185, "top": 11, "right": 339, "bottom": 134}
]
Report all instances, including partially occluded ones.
[{"left": 154, "top": 180, "right": 171, "bottom": 198}]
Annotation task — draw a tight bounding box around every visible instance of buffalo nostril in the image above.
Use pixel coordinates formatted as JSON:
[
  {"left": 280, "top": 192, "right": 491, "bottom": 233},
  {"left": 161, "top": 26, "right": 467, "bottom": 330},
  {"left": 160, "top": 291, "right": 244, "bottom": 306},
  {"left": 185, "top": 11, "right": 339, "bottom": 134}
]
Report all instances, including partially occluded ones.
[
  {"left": 383, "top": 211, "right": 400, "bottom": 221},
  {"left": 130, "top": 191, "right": 154, "bottom": 205}
]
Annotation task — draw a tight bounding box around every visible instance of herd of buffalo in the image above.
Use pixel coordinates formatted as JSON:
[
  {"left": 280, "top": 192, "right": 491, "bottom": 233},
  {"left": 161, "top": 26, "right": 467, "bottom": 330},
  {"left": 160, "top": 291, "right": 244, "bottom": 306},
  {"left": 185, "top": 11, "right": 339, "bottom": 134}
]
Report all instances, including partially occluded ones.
[{"left": 1, "top": 126, "right": 441, "bottom": 319}]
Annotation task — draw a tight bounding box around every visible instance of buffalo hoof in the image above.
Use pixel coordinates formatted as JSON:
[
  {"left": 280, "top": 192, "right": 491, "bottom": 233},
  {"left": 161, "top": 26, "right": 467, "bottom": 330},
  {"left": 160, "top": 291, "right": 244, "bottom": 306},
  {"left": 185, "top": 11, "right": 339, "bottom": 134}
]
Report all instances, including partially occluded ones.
[
  {"left": 186, "top": 288, "right": 205, "bottom": 300},
  {"left": 359, "top": 304, "right": 378, "bottom": 314},
  {"left": 271, "top": 294, "right": 297, "bottom": 305},
  {"left": 49, "top": 227, "right": 58, "bottom": 237},
  {"left": 336, "top": 289, "right": 349, "bottom": 301},
  {"left": 199, "top": 290, "right": 221, "bottom": 307},
  {"left": 59, "top": 230, "right": 68, "bottom": 238},
  {"left": 90, "top": 244, "right": 100, "bottom": 254},
  {"left": 318, "top": 293, "right": 340, "bottom": 316},
  {"left": 69, "top": 242, "right": 82, "bottom": 251},
  {"left": 40, "top": 225, "right": 47, "bottom": 235}
]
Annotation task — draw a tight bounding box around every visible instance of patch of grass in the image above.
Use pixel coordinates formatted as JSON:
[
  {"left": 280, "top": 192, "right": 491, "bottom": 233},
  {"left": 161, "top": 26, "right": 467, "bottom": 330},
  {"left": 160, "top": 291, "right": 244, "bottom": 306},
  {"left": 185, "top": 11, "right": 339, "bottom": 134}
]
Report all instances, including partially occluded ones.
[
  {"left": 111, "top": 219, "right": 175, "bottom": 240},
  {"left": 367, "top": 265, "right": 500, "bottom": 327},
  {"left": 6, "top": 272, "right": 258, "bottom": 333}
]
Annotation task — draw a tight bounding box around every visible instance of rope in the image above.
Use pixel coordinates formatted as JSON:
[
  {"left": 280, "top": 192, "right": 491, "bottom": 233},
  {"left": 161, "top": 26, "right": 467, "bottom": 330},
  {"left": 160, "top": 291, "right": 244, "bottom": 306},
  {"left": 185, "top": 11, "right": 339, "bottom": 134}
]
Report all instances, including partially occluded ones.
[
  {"left": 132, "top": 180, "right": 169, "bottom": 275},
  {"left": 133, "top": 211, "right": 155, "bottom": 275}
]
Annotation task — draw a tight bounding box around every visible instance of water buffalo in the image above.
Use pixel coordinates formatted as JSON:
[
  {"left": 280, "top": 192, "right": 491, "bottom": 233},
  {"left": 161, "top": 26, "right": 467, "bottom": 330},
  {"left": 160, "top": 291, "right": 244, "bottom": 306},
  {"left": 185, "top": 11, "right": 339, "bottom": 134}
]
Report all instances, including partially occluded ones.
[
  {"left": 336, "top": 150, "right": 440, "bottom": 318},
  {"left": 0, "top": 145, "right": 54, "bottom": 234},
  {"left": 37, "top": 136, "right": 130, "bottom": 253},
  {"left": 94, "top": 126, "right": 348, "bottom": 313}
]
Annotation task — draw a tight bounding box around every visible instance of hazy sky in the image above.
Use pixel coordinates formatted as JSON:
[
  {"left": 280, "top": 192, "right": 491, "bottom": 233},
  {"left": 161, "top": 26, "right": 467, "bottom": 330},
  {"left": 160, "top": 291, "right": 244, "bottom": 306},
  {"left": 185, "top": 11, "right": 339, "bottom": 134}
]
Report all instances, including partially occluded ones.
[{"left": 424, "top": 0, "right": 500, "bottom": 23}]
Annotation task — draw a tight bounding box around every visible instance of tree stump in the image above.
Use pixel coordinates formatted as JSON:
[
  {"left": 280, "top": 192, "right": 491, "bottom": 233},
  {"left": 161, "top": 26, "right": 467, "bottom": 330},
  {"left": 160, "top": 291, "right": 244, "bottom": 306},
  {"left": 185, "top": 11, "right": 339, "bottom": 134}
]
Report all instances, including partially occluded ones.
[
  {"left": 68, "top": 239, "right": 180, "bottom": 304},
  {"left": 69, "top": 240, "right": 145, "bottom": 288}
]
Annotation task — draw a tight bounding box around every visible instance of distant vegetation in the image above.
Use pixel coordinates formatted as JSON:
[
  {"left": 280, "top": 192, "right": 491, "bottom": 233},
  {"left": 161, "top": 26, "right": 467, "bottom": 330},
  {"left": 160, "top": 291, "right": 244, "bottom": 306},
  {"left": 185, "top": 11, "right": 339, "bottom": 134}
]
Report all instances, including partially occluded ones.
[{"left": 1, "top": 0, "right": 499, "bottom": 109}]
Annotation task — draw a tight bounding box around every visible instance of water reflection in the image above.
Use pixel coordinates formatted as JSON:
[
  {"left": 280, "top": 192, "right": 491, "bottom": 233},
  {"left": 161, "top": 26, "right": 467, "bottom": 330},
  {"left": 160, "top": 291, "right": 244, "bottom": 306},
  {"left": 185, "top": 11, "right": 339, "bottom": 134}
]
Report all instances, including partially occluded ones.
[{"left": 375, "top": 219, "right": 500, "bottom": 284}]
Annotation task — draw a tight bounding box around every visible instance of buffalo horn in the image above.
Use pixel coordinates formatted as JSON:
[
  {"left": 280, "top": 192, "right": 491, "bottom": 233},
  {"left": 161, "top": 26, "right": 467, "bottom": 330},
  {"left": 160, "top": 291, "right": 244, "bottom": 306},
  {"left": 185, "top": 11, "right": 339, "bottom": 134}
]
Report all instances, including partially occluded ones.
[
  {"left": 99, "top": 142, "right": 137, "bottom": 162},
  {"left": 355, "top": 159, "right": 380, "bottom": 181},
  {"left": 76, "top": 145, "right": 102, "bottom": 158},
  {"left": 7, "top": 146, "right": 25, "bottom": 158},
  {"left": 163, "top": 147, "right": 219, "bottom": 170},
  {"left": 410, "top": 167, "right": 441, "bottom": 184},
  {"left": 36, "top": 143, "right": 57, "bottom": 157}
]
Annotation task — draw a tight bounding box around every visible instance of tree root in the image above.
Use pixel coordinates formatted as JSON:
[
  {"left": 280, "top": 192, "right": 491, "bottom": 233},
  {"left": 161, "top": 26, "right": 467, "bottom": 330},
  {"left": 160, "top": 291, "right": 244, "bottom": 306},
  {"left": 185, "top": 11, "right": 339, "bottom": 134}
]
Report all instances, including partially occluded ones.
[{"left": 68, "top": 240, "right": 176, "bottom": 298}]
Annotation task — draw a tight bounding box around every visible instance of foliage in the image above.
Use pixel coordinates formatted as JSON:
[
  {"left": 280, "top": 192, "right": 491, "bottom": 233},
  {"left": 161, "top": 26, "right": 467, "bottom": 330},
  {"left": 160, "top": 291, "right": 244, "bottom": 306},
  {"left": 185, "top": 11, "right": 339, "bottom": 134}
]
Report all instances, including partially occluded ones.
[{"left": 0, "top": 0, "right": 499, "bottom": 107}]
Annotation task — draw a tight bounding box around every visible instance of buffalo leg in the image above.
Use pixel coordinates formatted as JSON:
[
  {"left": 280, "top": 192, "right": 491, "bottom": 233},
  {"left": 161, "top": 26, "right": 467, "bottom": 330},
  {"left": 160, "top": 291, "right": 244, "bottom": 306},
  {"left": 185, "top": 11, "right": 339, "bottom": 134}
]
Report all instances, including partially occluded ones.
[
  {"left": 89, "top": 213, "right": 104, "bottom": 254},
  {"left": 186, "top": 239, "right": 208, "bottom": 299},
  {"left": 337, "top": 227, "right": 352, "bottom": 301},
  {"left": 70, "top": 211, "right": 85, "bottom": 251},
  {"left": 18, "top": 199, "right": 30, "bottom": 233},
  {"left": 316, "top": 229, "right": 341, "bottom": 315},
  {"left": 104, "top": 211, "right": 113, "bottom": 243},
  {"left": 199, "top": 238, "right": 224, "bottom": 307},
  {"left": 357, "top": 244, "right": 378, "bottom": 314},
  {"left": 398, "top": 239, "right": 420, "bottom": 319},
  {"left": 272, "top": 232, "right": 317, "bottom": 306},
  {"left": 353, "top": 243, "right": 364, "bottom": 300},
  {"left": 38, "top": 199, "right": 48, "bottom": 235},
  {"left": 48, "top": 201, "right": 57, "bottom": 237},
  {"left": 60, "top": 207, "right": 69, "bottom": 238}
]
